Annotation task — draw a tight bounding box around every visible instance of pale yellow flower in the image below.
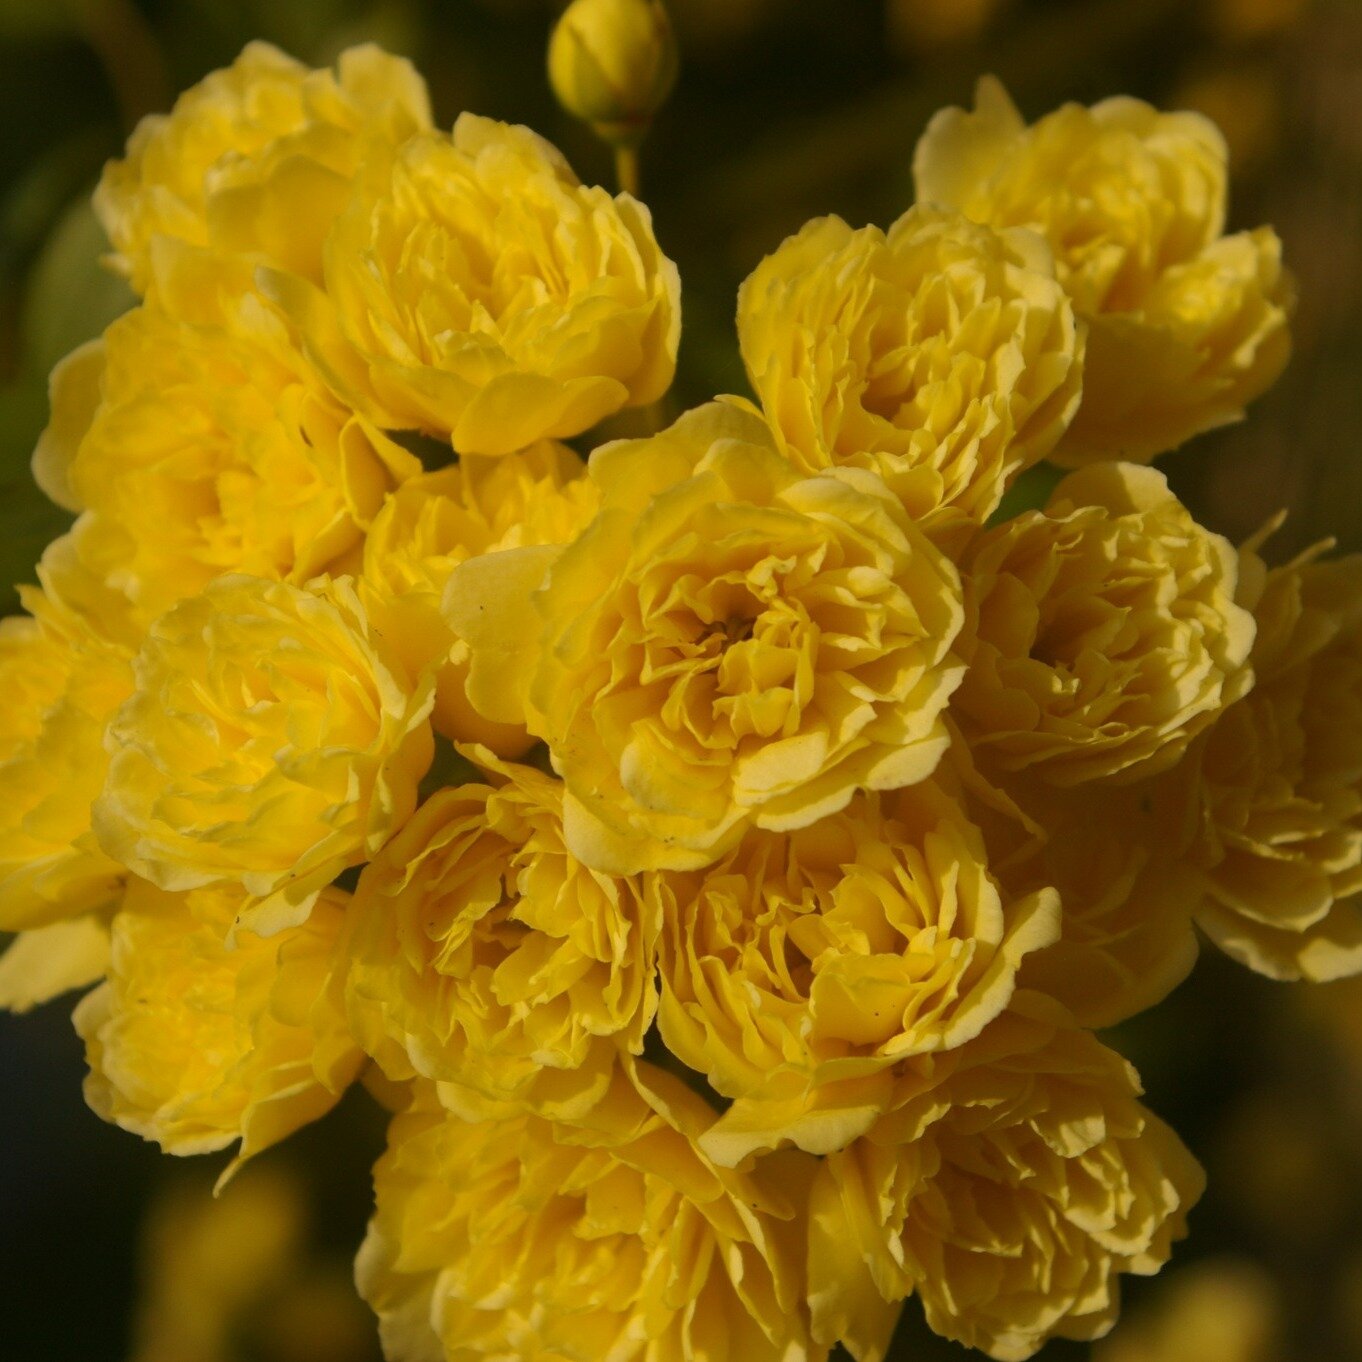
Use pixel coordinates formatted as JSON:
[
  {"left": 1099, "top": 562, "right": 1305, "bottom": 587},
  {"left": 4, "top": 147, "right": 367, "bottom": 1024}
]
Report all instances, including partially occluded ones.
[
  {"left": 658, "top": 779, "right": 1059, "bottom": 1165},
  {"left": 96, "top": 41, "right": 432, "bottom": 289},
  {"left": 914, "top": 77, "right": 1292, "bottom": 462},
  {"left": 36, "top": 249, "right": 416, "bottom": 626},
  {"left": 357, "top": 1063, "right": 821, "bottom": 1362},
  {"left": 360, "top": 442, "right": 598, "bottom": 753},
  {"left": 269, "top": 114, "right": 680, "bottom": 455},
  {"left": 1191, "top": 551, "right": 1362, "bottom": 980},
  {"left": 448, "top": 402, "right": 965, "bottom": 874},
  {"left": 808, "top": 994, "right": 1204, "bottom": 1362},
  {"left": 738, "top": 206, "right": 1082, "bottom": 543},
  {"left": 335, "top": 755, "right": 660, "bottom": 1119},
  {"left": 74, "top": 881, "right": 362, "bottom": 1167},
  {"left": 0, "top": 597, "right": 131, "bottom": 932},
  {"left": 94, "top": 574, "right": 434, "bottom": 936},
  {"left": 955, "top": 462, "right": 1255, "bottom": 785}
]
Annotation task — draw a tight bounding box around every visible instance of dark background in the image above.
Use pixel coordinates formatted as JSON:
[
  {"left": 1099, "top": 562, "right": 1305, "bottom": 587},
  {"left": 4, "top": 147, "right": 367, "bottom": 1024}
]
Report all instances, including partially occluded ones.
[{"left": 1, "top": 1, "right": 1360, "bottom": 1358}]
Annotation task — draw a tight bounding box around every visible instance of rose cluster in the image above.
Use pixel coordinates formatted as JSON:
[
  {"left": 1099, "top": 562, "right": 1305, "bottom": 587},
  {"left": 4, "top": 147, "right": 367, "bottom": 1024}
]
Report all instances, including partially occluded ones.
[{"left": 0, "top": 43, "right": 1350, "bottom": 1362}]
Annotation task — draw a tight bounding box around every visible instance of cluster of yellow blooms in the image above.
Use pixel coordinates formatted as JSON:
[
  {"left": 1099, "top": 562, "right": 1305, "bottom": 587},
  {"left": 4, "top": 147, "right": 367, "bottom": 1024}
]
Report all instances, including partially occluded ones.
[{"left": 0, "top": 31, "right": 1353, "bottom": 1362}]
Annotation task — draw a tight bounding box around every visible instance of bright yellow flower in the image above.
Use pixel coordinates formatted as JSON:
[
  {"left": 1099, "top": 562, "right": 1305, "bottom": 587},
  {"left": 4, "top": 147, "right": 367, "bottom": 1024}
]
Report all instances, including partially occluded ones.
[
  {"left": 1191, "top": 551, "right": 1362, "bottom": 980},
  {"left": 658, "top": 779, "right": 1059, "bottom": 1164},
  {"left": 738, "top": 206, "right": 1082, "bottom": 544},
  {"left": 36, "top": 250, "right": 416, "bottom": 626},
  {"left": 335, "top": 756, "right": 660, "bottom": 1119},
  {"left": 914, "top": 77, "right": 1292, "bottom": 462},
  {"left": 955, "top": 462, "right": 1255, "bottom": 785},
  {"left": 94, "top": 574, "right": 434, "bottom": 937},
  {"left": 357, "top": 1064, "right": 821, "bottom": 1362},
  {"left": 953, "top": 742, "right": 1203, "bottom": 1028},
  {"left": 0, "top": 597, "right": 131, "bottom": 932},
  {"left": 74, "top": 881, "right": 362, "bottom": 1168},
  {"left": 808, "top": 994, "right": 1204, "bottom": 1362},
  {"left": 269, "top": 114, "right": 681, "bottom": 455},
  {"left": 96, "top": 41, "right": 432, "bottom": 289},
  {"left": 360, "top": 442, "right": 598, "bottom": 753},
  {"left": 448, "top": 403, "right": 965, "bottom": 873}
]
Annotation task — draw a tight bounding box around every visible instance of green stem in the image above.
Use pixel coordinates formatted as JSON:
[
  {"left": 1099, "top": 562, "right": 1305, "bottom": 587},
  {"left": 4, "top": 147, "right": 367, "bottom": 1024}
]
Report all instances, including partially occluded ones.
[{"left": 614, "top": 143, "right": 641, "bottom": 197}]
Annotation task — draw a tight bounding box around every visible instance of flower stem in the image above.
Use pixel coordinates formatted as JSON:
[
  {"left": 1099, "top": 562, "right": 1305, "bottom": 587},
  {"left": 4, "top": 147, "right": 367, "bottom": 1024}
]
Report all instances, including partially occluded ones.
[{"left": 614, "top": 144, "right": 641, "bottom": 197}]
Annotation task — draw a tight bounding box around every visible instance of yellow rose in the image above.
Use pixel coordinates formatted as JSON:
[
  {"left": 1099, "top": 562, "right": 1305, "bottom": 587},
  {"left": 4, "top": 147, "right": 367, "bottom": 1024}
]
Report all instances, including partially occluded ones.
[
  {"left": 952, "top": 741, "right": 1203, "bottom": 1028},
  {"left": 449, "top": 403, "right": 965, "bottom": 873},
  {"left": 94, "top": 574, "right": 434, "bottom": 936},
  {"left": 955, "top": 462, "right": 1255, "bottom": 785},
  {"left": 357, "top": 1063, "right": 820, "bottom": 1362},
  {"left": 0, "top": 597, "right": 131, "bottom": 932},
  {"left": 1190, "top": 552, "right": 1362, "bottom": 980},
  {"left": 657, "top": 779, "right": 1059, "bottom": 1164},
  {"left": 269, "top": 114, "right": 680, "bottom": 456},
  {"left": 808, "top": 994, "right": 1204, "bottom": 1362},
  {"left": 914, "top": 77, "right": 1292, "bottom": 462},
  {"left": 36, "top": 257, "right": 416, "bottom": 626},
  {"left": 360, "top": 442, "right": 598, "bottom": 753},
  {"left": 334, "top": 756, "right": 660, "bottom": 1119},
  {"left": 96, "top": 41, "right": 431, "bottom": 289},
  {"left": 738, "top": 206, "right": 1082, "bottom": 543},
  {"left": 74, "top": 880, "right": 362, "bottom": 1169}
]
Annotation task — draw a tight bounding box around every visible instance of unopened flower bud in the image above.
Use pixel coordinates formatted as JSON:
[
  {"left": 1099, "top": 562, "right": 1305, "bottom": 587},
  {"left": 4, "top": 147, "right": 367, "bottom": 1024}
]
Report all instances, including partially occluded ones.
[{"left": 548, "top": 0, "right": 678, "bottom": 147}]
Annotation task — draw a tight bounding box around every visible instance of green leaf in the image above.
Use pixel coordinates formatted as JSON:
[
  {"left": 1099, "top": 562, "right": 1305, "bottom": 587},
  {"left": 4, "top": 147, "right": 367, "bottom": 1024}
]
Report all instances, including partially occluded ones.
[
  {"left": 0, "top": 376, "right": 73, "bottom": 616},
  {"left": 22, "top": 191, "right": 135, "bottom": 378},
  {"left": 989, "top": 461, "right": 1066, "bottom": 526}
]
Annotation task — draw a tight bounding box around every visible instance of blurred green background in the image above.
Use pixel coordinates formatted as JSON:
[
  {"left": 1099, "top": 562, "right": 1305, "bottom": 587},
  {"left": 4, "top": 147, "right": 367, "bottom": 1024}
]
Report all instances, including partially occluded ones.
[{"left": 1, "top": 1, "right": 1360, "bottom": 1359}]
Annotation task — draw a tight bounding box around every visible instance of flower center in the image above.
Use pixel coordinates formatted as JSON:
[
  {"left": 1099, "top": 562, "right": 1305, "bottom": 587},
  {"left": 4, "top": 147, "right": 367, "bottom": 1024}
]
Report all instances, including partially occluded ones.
[{"left": 700, "top": 614, "right": 756, "bottom": 650}]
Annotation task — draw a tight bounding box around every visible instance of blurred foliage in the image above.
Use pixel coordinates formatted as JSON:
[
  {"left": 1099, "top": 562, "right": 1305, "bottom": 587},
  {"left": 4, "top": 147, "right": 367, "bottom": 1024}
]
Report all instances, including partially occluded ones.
[{"left": 0, "top": 1, "right": 1359, "bottom": 1360}]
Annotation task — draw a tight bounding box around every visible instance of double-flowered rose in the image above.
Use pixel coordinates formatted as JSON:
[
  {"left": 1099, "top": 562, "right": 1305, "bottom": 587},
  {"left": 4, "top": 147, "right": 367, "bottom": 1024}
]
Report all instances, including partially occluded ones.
[
  {"left": 952, "top": 742, "right": 1205, "bottom": 1029},
  {"left": 0, "top": 36, "right": 1333, "bottom": 1362},
  {"left": 75, "top": 881, "right": 361, "bottom": 1169},
  {"left": 34, "top": 244, "right": 416, "bottom": 627},
  {"left": 94, "top": 574, "right": 433, "bottom": 936},
  {"left": 334, "top": 755, "right": 662, "bottom": 1119},
  {"left": 358, "top": 1064, "right": 821, "bottom": 1362},
  {"left": 915, "top": 77, "right": 1292, "bottom": 461},
  {"left": 0, "top": 592, "right": 131, "bottom": 932},
  {"left": 272, "top": 113, "right": 680, "bottom": 455},
  {"left": 449, "top": 402, "right": 965, "bottom": 873},
  {"left": 738, "top": 204, "right": 1083, "bottom": 542},
  {"left": 657, "top": 778, "right": 1059, "bottom": 1163},
  {"left": 96, "top": 41, "right": 432, "bottom": 288},
  {"left": 808, "top": 995, "right": 1204, "bottom": 1362},
  {"left": 955, "top": 462, "right": 1255, "bottom": 785},
  {"left": 360, "top": 442, "right": 598, "bottom": 753},
  {"left": 1190, "top": 551, "right": 1362, "bottom": 980}
]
